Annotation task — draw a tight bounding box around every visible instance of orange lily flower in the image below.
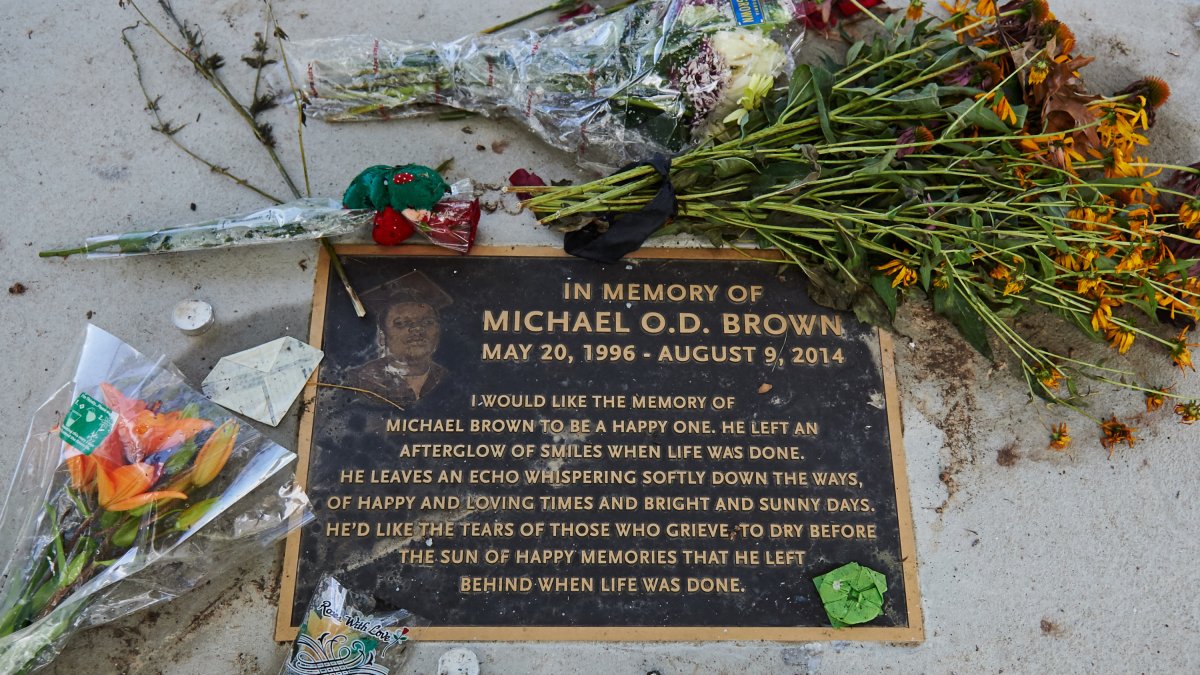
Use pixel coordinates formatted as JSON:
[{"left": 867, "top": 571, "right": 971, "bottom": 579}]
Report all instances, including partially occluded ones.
[
  {"left": 102, "top": 383, "right": 212, "bottom": 462},
  {"left": 66, "top": 384, "right": 215, "bottom": 513},
  {"left": 66, "top": 455, "right": 96, "bottom": 491},
  {"left": 66, "top": 429, "right": 127, "bottom": 493},
  {"left": 96, "top": 461, "right": 188, "bottom": 512},
  {"left": 191, "top": 421, "right": 240, "bottom": 488}
]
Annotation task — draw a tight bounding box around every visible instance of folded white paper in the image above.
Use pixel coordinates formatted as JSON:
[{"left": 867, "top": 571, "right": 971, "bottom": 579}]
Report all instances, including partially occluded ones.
[{"left": 202, "top": 337, "right": 323, "bottom": 426}]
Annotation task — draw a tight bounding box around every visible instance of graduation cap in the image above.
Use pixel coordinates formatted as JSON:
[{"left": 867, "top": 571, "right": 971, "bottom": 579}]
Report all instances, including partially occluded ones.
[{"left": 361, "top": 271, "right": 453, "bottom": 317}]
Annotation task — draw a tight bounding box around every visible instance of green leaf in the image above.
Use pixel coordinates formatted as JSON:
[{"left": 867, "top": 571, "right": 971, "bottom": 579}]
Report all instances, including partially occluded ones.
[
  {"left": 800, "top": 263, "right": 859, "bottom": 311},
  {"left": 99, "top": 509, "right": 123, "bottom": 529},
  {"left": 871, "top": 274, "right": 899, "bottom": 319},
  {"left": 851, "top": 289, "right": 896, "bottom": 330},
  {"left": 932, "top": 286, "right": 994, "bottom": 359},
  {"left": 882, "top": 83, "right": 942, "bottom": 115},
  {"left": 945, "top": 99, "right": 1010, "bottom": 135},
  {"left": 1035, "top": 249, "right": 1057, "bottom": 279},
  {"left": 714, "top": 157, "right": 759, "bottom": 179},
  {"left": 854, "top": 147, "right": 899, "bottom": 176},
  {"left": 787, "top": 64, "right": 816, "bottom": 109},
  {"left": 810, "top": 66, "right": 837, "bottom": 144},
  {"left": 28, "top": 580, "right": 57, "bottom": 618},
  {"left": 56, "top": 543, "right": 93, "bottom": 590},
  {"left": 845, "top": 41, "right": 866, "bottom": 65},
  {"left": 112, "top": 518, "right": 140, "bottom": 549},
  {"left": 165, "top": 441, "right": 198, "bottom": 476},
  {"left": 174, "top": 498, "right": 220, "bottom": 532}
]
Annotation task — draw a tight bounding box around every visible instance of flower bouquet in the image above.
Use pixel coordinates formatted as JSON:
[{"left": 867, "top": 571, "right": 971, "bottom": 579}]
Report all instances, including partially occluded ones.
[
  {"left": 0, "top": 325, "right": 311, "bottom": 673},
  {"left": 521, "top": 0, "right": 1200, "bottom": 449},
  {"left": 37, "top": 198, "right": 371, "bottom": 260},
  {"left": 270, "top": 0, "right": 805, "bottom": 172},
  {"left": 38, "top": 168, "right": 480, "bottom": 259}
]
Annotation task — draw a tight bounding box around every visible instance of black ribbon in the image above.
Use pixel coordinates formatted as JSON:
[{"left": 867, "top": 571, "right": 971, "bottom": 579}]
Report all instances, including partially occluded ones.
[{"left": 564, "top": 155, "right": 677, "bottom": 264}]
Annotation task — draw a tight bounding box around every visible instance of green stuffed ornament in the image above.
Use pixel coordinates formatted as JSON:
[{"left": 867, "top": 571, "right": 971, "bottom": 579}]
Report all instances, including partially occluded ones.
[
  {"left": 343, "top": 164, "right": 449, "bottom": 212},
  {"left": 812, "top": 562, "right": 887, "bottom": 628}
]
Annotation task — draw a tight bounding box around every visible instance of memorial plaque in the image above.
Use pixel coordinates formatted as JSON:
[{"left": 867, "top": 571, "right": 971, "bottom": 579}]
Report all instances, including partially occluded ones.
[{"left": 277, "top": 246, "right": 923, "bottom": 642}]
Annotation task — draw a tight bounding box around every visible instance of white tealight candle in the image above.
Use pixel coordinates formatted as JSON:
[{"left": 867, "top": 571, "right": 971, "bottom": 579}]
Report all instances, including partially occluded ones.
[{"left": 173, "top": 300, "right": 215, "bottom": 335}]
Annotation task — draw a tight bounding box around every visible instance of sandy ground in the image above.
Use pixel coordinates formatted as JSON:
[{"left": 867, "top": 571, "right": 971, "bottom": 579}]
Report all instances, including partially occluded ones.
[{"left": 1, "top": 0, "right": 1198, "bottom": 672}]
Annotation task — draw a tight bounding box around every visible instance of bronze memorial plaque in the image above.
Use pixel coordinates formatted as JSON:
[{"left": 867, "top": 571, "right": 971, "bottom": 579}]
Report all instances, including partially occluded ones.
[{"left": 277, "top": 246, "right": 923, "bottom": 642}]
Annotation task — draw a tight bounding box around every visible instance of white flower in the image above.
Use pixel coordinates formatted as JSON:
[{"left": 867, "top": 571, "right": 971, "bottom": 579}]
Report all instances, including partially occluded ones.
[
  {"left": 737, "top": 73, "right": 775, "bottom": 110},
  {"left": 723, "top": 108, "right": 749, "bottom": 125},
  {"left": 710, "top": 30, "right": 786, "bottom": 116}
]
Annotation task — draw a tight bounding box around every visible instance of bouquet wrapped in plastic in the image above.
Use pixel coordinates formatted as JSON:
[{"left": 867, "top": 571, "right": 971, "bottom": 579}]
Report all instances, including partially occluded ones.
[
  {"left": 0, "top": 325, "right": 312, "bottom": 673},
  {"left": 38, "top": 198, "right": 371, "bottom": 260},
  {"left": 39, "top": 174, "right": 480, "bottom": 259},
  {"left": 272, "top": 0, "right": 805, "bottom": 171}
]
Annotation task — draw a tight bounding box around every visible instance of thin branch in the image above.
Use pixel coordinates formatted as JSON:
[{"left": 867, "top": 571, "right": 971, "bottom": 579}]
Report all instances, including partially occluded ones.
[
  {"left": 315, "top": 383, "right": 405, "bottom": 411},
  {"left": 269, "top": 1, "right": 365, "bottom": 317},
  {"left": 122, "top": 24, "right": 283, "bottom": 203}
]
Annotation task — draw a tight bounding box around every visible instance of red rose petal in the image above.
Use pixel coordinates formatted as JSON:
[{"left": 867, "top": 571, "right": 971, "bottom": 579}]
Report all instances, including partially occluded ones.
[{"left": 509, "top": 169, "right": 547, "bottom": 202}]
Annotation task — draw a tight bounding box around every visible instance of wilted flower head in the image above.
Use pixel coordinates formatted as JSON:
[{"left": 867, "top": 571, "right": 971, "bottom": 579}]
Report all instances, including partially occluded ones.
[
  {"left": 675, "top": 39, "right": 728, "bottom": 126},
  {"left": 1099, "top": 416, "right": 1136, "bottom": 455}
]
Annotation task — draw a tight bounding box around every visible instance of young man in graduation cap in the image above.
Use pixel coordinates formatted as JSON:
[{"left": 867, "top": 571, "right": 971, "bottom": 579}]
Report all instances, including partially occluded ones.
[{"left": 345, "top": 270, "right": 454, "bottom": 405}]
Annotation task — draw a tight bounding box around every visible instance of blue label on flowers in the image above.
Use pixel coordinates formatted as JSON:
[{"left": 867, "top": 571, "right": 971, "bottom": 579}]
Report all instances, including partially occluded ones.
[{"left": 730, "top": 0, "right": 765, "bottom": 25}]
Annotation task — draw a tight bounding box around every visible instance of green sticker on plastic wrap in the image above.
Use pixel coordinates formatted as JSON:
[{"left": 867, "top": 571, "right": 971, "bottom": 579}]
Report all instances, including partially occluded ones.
[{"left": 60, "top": 393, "right": 116, "bottom": 455}]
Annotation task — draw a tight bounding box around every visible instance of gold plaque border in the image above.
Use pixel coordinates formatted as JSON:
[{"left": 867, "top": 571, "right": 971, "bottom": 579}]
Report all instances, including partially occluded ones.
[{"left": 276, "top": 244, "right": 924, "bottom": 643}]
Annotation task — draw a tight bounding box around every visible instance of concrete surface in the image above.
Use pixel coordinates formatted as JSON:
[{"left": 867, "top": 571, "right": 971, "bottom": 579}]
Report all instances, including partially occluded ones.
[{"left": 1, "top": 0, "right": 1198, "bottom": 673}]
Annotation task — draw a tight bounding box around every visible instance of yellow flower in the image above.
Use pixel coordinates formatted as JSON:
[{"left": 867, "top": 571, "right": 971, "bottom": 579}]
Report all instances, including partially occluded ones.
[
  {"left": 1076, "top": 275, "right": 1106, "bottom": 298},
  {"left": 1100, "top": 416, "right": 1136, "bottom": 455},
  {"left": 1048, "top": 423, "right": 1071, "bottom": 451},
  {"left": 876, "top": 258, "right": 918, "bottom": 288},
  {"left": 1098, "top": 146, "right": 1135, "bottom": 179},
  {"left": 723, "top": 108, "right": 749, "bottom": 126},
  {"left": 1104, "top": 325, "right": 1134, "bottom": 354},
  {"left": 1115, "top": 247, "right": 1148, "bottom": 273},
  {"left": 1054, "top": 249, "right": 1081, "bottom": 271},
  {"left": 1048, "top": 134, "right": 1084, "bottom": 173},
  {"left": 1170, "top": 326, "right": 1197, "bottom": 372},
  {"left": 1175, "top": 401, "right": 1200, "bottom": 424},
  {"left": 1066, "top": 205, "right": 1097, "bottom": 231},
  {"left": 1179, "top": 199, "right": 1200, "bottom": 231},
  {"left": 737, "top": 73, "right": 774, "bottom": 111},
  {"left": 1036, "top": 364, "right": 1064, "bottom": 390},
  {"left": 907, "top": 0, "right": 925, "bottom": 21},
  {"left": 1029, "top": 58, "right": 1050, "bottom": 86},
  {"left": 1124, "top": 206, "right": 1154, "bottom": 234},
  {"left": 975, "top": 91, "right": 1017, "bottom": 126},
  {"left": 1156, "top": 290, "right": 1197, "bottom": 321},
  {"left": 1094, "top": 103, "right": 1150, "bottom": 149},
  {"left": 976, "top": 0, "right": 997, "bottom": 16},
  {"left": 939, "top": 0, "right": 974, "bottom": 31},
  {"left": 1145, "top": 388, "right": 1168, "bottom": 412},
  {"left": 1090, "top": 297, "right": 1119, "bottom": 331}
]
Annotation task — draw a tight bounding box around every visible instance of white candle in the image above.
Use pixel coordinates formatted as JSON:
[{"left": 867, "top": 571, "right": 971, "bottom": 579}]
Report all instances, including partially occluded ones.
[{"left": 173, "top": 300, "right": 215, "bottom": 335}]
